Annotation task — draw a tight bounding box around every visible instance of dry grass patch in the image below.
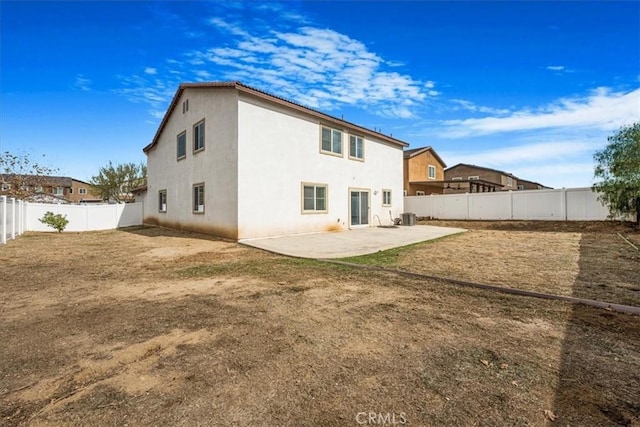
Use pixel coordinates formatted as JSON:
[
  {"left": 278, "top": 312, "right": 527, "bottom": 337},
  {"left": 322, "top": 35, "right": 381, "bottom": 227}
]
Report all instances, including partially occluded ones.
[
  {"left": 1, "top": 225, "right": 639, "bottom": 426},
  {"left": 344, "top": 220, "right": 640, "bottom": 306}
]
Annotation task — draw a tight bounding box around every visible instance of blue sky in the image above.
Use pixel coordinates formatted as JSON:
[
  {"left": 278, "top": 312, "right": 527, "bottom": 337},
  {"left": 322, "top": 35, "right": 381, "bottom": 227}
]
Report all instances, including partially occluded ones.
[{"left": 1, "top": 1, "right": 638, "bottom": 188}]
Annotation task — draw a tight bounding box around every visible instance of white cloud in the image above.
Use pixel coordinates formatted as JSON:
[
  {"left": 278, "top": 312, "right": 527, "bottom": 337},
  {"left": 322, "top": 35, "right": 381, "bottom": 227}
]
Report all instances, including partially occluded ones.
[
  {"left": 208, "top": 17, "right": 249, "bottom": 37},
  {"left": 441, "top": 140, "right": 599, "bottom": 167},
  {"left": 73, "top": 74, "right": 91, "bottom": 91},
  {"left": 116, "top": 6, "right": 429, "bottom": 121},
  {"left": 192, "top": 25, "right": 427, "bottom": 118},
  {"left": 450, "top": 99, "right": 511, "bottom": 115},
  {"left": 441, "top": 87, "right": 640, "bottom": 138},
  {"left": 546, "top": 65, "right": 565, "bottom": 71}
]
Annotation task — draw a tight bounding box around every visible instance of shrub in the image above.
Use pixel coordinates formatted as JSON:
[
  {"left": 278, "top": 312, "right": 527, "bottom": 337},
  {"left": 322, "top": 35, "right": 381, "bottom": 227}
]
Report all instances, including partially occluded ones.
[{"left": 39, "top": 211, "right": 69, "bottom": 233}]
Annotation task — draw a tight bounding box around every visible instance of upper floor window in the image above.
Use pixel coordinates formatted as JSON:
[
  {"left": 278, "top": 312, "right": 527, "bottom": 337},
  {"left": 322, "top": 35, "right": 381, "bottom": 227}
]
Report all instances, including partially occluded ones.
[
  {"left": 79, "top": 188, "right": 87, "bottom": 195},
  {"left": 177, "top": 131, "right": 187, "bottom": 160},
  {"left": 53, "top": 187, "right": 64, "bottom": 195},
  {"left": 507, "top": 177, "right": 513, "bottom": 186},
  {"left": 69, "top": 188, "right": 74, "bottom": 194},
  {"left": 182, "top": 99, "right": 189, "bottom": 114},
  {"left": 321, "top": 126, "right": 342, "bottom": 156},
  {"left": 451, "top": 177, "right": 463, "bottom": 181},
  {"left": 428, "top": 165, "right": 436, "bottom": 179},
  {"left": 349, "top": 135, "right": 364, "bottom": 160},
  {"left": 194, "top": 120, "right": 205, "bottom": 152},
  {"left": 468, "top": 176, "right": 479, "bottom": 181}
]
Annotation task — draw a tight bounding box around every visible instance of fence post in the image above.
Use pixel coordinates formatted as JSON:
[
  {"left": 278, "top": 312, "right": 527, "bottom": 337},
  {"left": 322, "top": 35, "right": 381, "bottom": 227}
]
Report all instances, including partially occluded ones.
[
  {"left": 509, "top": 190, "right": 514, "bottom": 220},
  {"left": 429, "top": 193, "right": 433, "bottom": 219},
  {"left": 1, "top": 196, "right": 6, "bottom": 244},
  {"left": 465, "top": 192, "right": 470, "bottom": 220},
  {"left": 18, "top": 200, "right": 23, "bottom": 235},
  {"left": 10, "top": 197, "right": 16, "bottom": 240}
]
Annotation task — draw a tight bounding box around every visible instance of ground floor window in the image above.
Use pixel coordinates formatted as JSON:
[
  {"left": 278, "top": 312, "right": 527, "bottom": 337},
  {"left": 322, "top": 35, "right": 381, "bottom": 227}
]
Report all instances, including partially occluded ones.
[
  {"left": 193, "top": 183, "right": 204, "bottom": 213},
  {"left": 382, "top": 189, "right": 392, "bottom": 206},
  {"left": 159, "top": 190, "right": 167, "bottom": 212},
  {"left": 302, "top": 183, "right": 327, "bottom": 213}
]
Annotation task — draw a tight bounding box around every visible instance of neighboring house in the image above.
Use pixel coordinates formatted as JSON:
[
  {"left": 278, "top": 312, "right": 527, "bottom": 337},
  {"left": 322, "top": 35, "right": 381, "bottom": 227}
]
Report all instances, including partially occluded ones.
[
  {"left": 516, "top": 178, "right": 552, "bottom": 190},
  {"left": 0, "top": 174, "right": 102, "bottom": 203},
  {"left": 443, "top": 164, "right": 549, "bottom": 194},
  {"left": 403, "top": 146, "right": 447, "bottom": 195},
  {"left": 443, "top": 164, "right": 516, "bottom": 194},
  {"left": 142, "top": 81, "right": 408, "bottom": 240}
]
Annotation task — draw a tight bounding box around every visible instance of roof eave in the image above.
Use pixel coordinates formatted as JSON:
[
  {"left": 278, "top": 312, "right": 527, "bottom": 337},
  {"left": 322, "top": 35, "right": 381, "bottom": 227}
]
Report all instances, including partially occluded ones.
[{"left": 143, "top": 82, "right": 410, "bottom": 153}]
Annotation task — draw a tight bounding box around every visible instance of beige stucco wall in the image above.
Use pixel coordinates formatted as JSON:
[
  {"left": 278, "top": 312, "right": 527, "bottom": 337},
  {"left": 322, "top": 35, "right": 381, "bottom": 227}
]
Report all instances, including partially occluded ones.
[
  {"left": 236, "top": 93, "right": 404, "bottom": 239},
  {"left": 144, "top": 87, "right": 239, "bottom": 239}
]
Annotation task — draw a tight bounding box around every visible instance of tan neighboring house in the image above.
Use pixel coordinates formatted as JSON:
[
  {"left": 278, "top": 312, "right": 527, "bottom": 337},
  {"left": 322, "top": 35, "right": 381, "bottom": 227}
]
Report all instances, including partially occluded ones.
[
  {"left": 443, "top": 164, "right": 550, "bottom": 194},
  {"left": 403, "top": 146, "right": 447, "bottom": 195},
  {"left": 0, "top": 174, "right": 102, "bottom": 203}
]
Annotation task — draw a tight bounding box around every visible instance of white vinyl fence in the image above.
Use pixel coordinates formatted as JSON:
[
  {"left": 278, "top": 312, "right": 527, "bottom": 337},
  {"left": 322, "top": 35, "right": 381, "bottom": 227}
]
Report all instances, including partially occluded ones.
[
  {"left": 404, "top": 187, "right": 628, "bottom": 221},
  {"left": 0, "top": 201, "right": 144, "bottom": 245},
  {"left": 26, "top": 202, "right": 144, "bottom": 232},
  {"left": 1, "top": 196, "right": 26, "bottom": 244}
]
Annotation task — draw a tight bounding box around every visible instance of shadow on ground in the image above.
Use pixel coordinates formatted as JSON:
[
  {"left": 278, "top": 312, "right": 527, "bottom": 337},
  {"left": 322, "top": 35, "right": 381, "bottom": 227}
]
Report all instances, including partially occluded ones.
[{"left": 552, "top": 233, "right": 640, "bottom": 425}]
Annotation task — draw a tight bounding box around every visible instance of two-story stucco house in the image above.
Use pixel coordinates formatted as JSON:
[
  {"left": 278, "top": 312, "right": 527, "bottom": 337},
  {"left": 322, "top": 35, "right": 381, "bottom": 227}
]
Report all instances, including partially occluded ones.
[
  {"left": 443, "top": 164, "right": 550, "bottom": 194},
  {"left": 403, "top": 146, "right": 447, "bottom": 196},
  {"left": 142, "top": 82, "right": 408, "bottom": 240}
]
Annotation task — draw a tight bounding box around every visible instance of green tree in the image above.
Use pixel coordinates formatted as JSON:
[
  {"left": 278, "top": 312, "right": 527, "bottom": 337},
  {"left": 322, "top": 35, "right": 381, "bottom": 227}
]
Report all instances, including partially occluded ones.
[
  {"left": 593, "top": 123, "right": 640, "bottom": 226},
  {"left": 0, "top": 151, "right": 58, "bottom": 201},
  {"left": 89, "top": 161, "right": 147, "bottom": 203}
]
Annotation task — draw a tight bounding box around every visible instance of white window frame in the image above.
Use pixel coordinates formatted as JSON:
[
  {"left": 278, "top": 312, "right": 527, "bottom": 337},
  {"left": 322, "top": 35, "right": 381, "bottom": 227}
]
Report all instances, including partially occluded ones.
[
  {"left": 193, "top": 183, "right": 205, "bottom": 214},
  {"left": 507, "top": 177, "right": 513, "bottom": 186},
  {"left": 35, "top": 186, "right": 43, "bottom": 192},
  {"left": 193, "top": 119, "right": 205, "bottom": 153},
  {"left": 451, "top": 177, "right": 463, "bottom": 181},
  {"left": 79, "top": 188, "right": 87, "bottom": 195},
  {"left": 416, "top": 190, "right": 426, "bottom": 196},
  {"left": 69, "top": 188, "right": 73, "bottom": 194},
  {"left": 517, "top": 184, "right": 525, "bottom": 190},
  {"left": 428, "top": 165, "right": 436, "bottom": 180},
  {"left": 177, "top": 131, "right": 187, "bottom": 160},
  {"left": 159, "top": 189, "right": 167, "bottom": 212},
  {"left": 302, "top": 183, "right": 328, "bottom": 214},
  {"left": 53, "top": 187, "right": 64, "bottom": 196},
  {"left": 382, "top": 189, "right": 392, "bottom": 207},
  {"left": 320, "top": 126, "right": 343, "bottom": 156},
  {"left": 349, "top": 135, "right": 364, "bottom": 161},
  {"left": 468, "top": 176, "right": 479, "bottom": 181}
]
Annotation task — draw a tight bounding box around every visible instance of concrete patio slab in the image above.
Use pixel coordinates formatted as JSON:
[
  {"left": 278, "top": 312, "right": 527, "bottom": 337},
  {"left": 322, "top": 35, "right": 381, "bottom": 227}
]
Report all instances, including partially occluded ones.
[{"left": 239, "top": 225, "right": 466, "bottom": 259}]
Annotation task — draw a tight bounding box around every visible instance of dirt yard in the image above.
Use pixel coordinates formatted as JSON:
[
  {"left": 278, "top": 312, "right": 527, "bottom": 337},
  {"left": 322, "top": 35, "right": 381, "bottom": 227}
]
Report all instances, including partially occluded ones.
[{"left": 1, "top": 224, "right": 639, "bottom": 426}]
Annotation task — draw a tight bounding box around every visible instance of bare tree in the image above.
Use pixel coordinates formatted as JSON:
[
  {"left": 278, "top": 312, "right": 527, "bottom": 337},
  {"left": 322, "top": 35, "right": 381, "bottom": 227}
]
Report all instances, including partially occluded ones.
[{"left": 0, "top": 151, "right": 58, "bottom": 200}]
